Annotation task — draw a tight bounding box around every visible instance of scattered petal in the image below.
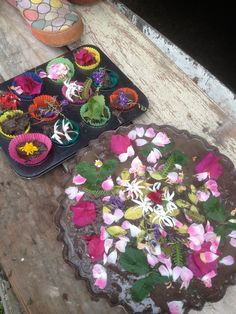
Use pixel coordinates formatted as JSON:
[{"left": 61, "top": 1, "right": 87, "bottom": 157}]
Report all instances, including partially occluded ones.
[
  {"left": 152, "top": 132, "right": 171, "bottom": 147},
  {"left": 65, "top": 186, "right": 78, "bottom": 199},
  {"left": 73, "top": 174, "right": 87, "bottom": 185},
  {"left": 101, "top": 176, "right": 114, "bottom": 191},
  {"left": 135, "top": 138, "right": 148, "bottom": 146},
  {"left": 92, "top": 264, "right": 107, "bottom": 289},
  {"left": 167, "top": 301, "right": 184, "bottom": 314},
  {"left": 219, "top": 255, "right": 234, "bottom": 266},
  {"left": 145, "top": 127, "right": 156, "bottom": 138}
]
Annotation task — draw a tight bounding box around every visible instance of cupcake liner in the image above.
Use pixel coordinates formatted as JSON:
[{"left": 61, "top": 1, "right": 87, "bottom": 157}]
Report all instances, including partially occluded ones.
[
  {"left": 46, "top": 57, "right": 75, "bottom": 84},
  {"left": 11, "top": 72, "right": 43, "bottom": 100},
  {"left": 8, "top": 132, "right": 52, "bottom": 166},
  {"left": 28, "top": 95, "right": 60, "bottom": 122},
  {"left": 0, "top": 110, "right": 30, "bottom": 139},
  {"left": 61, "top": 81, "right": 93, "bottom": 105},
  {"left": 51, "top": 119, "right": 80, "bottom": 146},
  {"left": 110, "top": 88, "right": 139, "bottom": 111},
  {"left": 80, "top": 104, "right": 111, "bottom": 127},
  {"left": 74, "top": 47, "right": 101, "bottom": 72},
  {"left": 92, "top": 69, "right": 119, "bottom": 91}
]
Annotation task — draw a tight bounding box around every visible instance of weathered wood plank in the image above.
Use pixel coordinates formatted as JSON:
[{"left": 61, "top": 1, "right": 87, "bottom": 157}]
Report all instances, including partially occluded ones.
[
  {"left": 0, "top": 1, "right": 236, "bottom": 314},
  {"left": 0, "top": 1, "right": 66, "bottom": 80}
]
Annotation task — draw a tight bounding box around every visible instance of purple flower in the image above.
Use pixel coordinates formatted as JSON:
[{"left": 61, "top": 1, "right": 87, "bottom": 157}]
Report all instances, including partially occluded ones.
[
  {"left": 92, "top": 69, "right": 105, "bottom": 85},
  {"left": 118, "top": 91, "right": 129, "bottom": 106},
  {"left": 153, "top": 224, "right": 161, "bottom": 240},
  {"left": 109, "top": 196, "right": 124, "bottom": 210}
]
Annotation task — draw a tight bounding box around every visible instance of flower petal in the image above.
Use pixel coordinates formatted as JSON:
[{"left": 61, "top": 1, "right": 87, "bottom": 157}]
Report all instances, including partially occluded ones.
[
  {"left": 135, "top": 127, "right": 145, "bottom": 137},
  {"left": 219, "top": 255, "right": 234, "bottom": 266},
  {"left": 65, "top": 186, "right": 78, "bottom": 199},
  {"left": 228, "top": 230, "right": 236, "bottom": 238},
  {"left": 104, "top": 239, "right": 113, "bottom": 254},
  {"left": 107, "top": 250, "right": 117, "bottom": 264},
  {"left": 135, "top": 138, "right": 148, "bottom": 146},
  {"left": 147, "top": 254, "right": 159, "bottom": 267},
  {"left": 145, "top": 127, "right": 156, "bottom": 138},
  {"left": 73, "top": 174, "right": 87, "bottom": 185},
  {"left": 147, "top": 151, "right": 157, "bottom": 164},
  {"left": 101, "top": 177, "right": 114, "bottom": 191},
  {"left": 92, "top": 264, "right": 107, "bottom": 289},
  {"left": 167, "top": 301, "right": 184, "bottom": 314},
  {"left": 128, "top": 130, "right": 137, "bottom": 140},
  {"left": 152, "top": 132, "right": 171, "bottom": 147},
  {"left": 200, "top": 252, "right": 219, "bottom": 263},
  {"left": 172, "top": 266, "right": 182, "bottom": 281},
  {"left": 114, "top": 209, "right": 124, "bottom": 221},
  {"left": 159, "top": 265, "right": 171, "bottom": 277},
  {"left": 230, "top": 238, "right": 236, "bottom": 247}
]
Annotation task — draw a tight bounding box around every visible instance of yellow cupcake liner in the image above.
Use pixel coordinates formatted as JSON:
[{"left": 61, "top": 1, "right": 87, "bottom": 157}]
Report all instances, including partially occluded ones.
[
  {"left": 0, "top": 110, "right": 30, "bottom": 139},
  {"left": 75, "top": 47, "right": 101, "bottom": 71}
]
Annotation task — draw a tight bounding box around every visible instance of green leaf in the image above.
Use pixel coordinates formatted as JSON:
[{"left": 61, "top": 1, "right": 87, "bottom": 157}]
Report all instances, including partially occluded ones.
[
  {"left": 140, "top": 143, "right": 157, "bottom": 157},
  {"left": 225, "top": 222, "right": 236, "bottom": 230},
  {"left": 98, "top": 159, "right": 118, "bottom": 183},
  {"left": 124, "top": 206, "right": 143, "bottom": 220},
  {"left": 173, "top": 150, "right": 188, "bottom": 166},
  {"left": 75, "top": 162, "right": 97, "bottom": 189},
  {"left": 131, "top": 273, "right": 169, "bottom": 302},
  {"left": 176, "top": 199, "right": 191, "bottom": 208},
  {"left": 171, "top": 242, "right": 184, "bottom": 267},
  {"left": 203, "top": 197, "right": 226, "bottom": 223},
  {"left": 188, "top": 193, "right": 198, "bottom": 205},
  {"left": 186, "top": 210, "right": 206, "bottom": 224},
  {"left": 82, "top": 95, "right": 105, "bottom": 121},
  {"left": 160, "top": 153, "right": 175, "bottom": 177},
  {"left": 106, "top": 226, "right": 127, "bottom": 237},
  {"left": 120, "top": 247, "right": 149, "bottom": 275},
  {"left": 81, "top": 77, "right": 92, "bottom": 99},
  {"left": 215, "top": 225, "right": 226, "bottom": 246}
]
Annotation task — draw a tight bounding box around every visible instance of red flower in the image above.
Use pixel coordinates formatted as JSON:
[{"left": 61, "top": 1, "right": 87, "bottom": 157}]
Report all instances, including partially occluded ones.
[
  {"left": 70, "top": 200, "right": 96, "bottom": 227},
  {"left": 187, "top": 242, "right": 220, "bottom": 277},
  {"left": 14, "top": 75, "right": 42, "bottom": 95},
  {"left": 147, "top": 190, "right": 162, "bottom": 203},
  {"left": 195, "top": 152, "right": 223, "bottom": 180},
  {"left": 0, "top": 91, "right": 20, "bottom": 111},
  {"left": 110, "top": 134, "right": 131, "bottom": 155},
  {"left": 83, "top": 235, "right": 104, "bottom": 262},
  {"left": 75, "top": 49, "right": 95, "bottom": 66}
]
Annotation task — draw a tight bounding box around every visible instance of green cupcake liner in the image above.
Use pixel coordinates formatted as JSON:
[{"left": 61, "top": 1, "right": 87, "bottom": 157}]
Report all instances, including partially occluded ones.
[
  {"left": 80, "top": 104, "right": 111, "bottom": 128},
  {"left": 51, "top": 119, "right": 80, "bottom": 146},
  {"left": 46, "top": 57, "right": 75, "bottom": 85}
]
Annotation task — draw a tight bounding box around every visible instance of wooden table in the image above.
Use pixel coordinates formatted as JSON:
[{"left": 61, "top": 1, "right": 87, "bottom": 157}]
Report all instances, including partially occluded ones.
[{"left": 0, "top": 1, "right": 236, "bottom": 313}]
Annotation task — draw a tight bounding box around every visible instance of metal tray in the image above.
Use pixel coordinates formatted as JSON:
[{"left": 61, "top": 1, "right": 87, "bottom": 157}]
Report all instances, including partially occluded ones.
[{"left": 0, "top": 45, "right": 149, "bottom": 179}]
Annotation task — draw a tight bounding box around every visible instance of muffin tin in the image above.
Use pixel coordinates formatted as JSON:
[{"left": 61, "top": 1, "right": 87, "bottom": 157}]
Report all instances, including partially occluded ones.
[{"left": 0, "top": 45, "right": 149, "bottom": 178}]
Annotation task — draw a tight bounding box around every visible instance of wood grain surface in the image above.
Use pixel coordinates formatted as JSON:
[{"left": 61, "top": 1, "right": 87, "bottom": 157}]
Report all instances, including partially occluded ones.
[{"left": 0, "top": 1, "right": 235, "bottom": 314}]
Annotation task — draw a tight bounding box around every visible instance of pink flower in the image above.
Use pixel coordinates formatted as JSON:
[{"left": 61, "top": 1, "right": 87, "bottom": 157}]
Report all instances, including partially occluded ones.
[
  {"left": 205, "top": 179, "right": 220, "bottom": 197},
  {"left": 70, "top": 201, "right": 96, "bottom": 227},
  {"left": 167, "top": 300, "right": 184, "bottom": 314},
  {"left": 72, "top": 174, "right": 87, "bottom": 185},
  {"left": 152, "top": 132, "right": 171, "bottom": 147},
  {"left": 196, "top": 190, "right": 210, "bottom": 202},
  {"left": 48, "top": 63, "right": 68, "bottom": 80},
  {"left": 75, "top": 48, "right": 95, "bottom": 66},
  {"left": 195, "top": 152, "right": 223, "bottom": 180},
  {"left": 83, "top": 234, "right": 104, "bottom": 261},
  {"left": 129, "top": 156, "right": 146, "bottom": 176},
  {"left": 187, "top": 242, "right": 220, "bottom": 277},
  {"left": 92, "top": 264, "right": 107, "bottom": 289},
  {"left": 101, "top": 176, "right": 114, "bottom": 191},
  {"left": 110, "top": 134, "right": 131, "bottom": 155}
]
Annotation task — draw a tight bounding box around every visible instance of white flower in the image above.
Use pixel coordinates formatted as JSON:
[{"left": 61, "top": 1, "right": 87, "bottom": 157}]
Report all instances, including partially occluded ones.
[
  {"left": 123, "top": 178, "right": 145, "bottom": 199},
  {"left": 153, "top": 204, "right": 175, "bottom": 228},
  {"left": 162, "top": 189, "right": 177, "bottom": 214},
  {"left": 132, "top": 196, "right": 153, "bottom": 214}
]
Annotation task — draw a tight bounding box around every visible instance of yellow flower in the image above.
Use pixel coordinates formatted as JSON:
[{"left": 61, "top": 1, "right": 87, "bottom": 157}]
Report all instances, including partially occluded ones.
[
  {"left": 19, "top": 142, "right": 38, "bottom": 155},
  {"left": 95, "top": 159, "right": 103, "bottom": 168}
]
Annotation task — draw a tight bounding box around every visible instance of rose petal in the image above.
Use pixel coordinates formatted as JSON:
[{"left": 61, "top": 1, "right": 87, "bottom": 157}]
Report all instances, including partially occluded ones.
[
  {"left": 135, "top": 127, "right": 145, "bottom": 137},
  {"left": 219, "top": 255, "right": 234, "bottom": 266},
  {"left": 73, "top": 174, "right": 87, "bottom": 185},
  {"left": 119, "top": 152, "right": 128, "bottom": 162},
  {"left": 152, "top": 132, "right": 171, "bottom": 147},
  {"left": 147, "top": 254, "right": 159, "bottom": 267},
  {"left": 159, "top": 265, "right": 171, "bottom": 277},
  {"left": 115, "top": 238, "right": 129, "bottom": 252},
  {"left": 104, "top": 239, "right": 113, "bottom": 254},
  {"left": 228, "top": 231, "right": 236, "bottom": 238},
  {"left": 114, "top": 209, "right": 124, "bottom": 221},
  {"left": 92, "top": 264, "right": 107, "bottom": 289},
  {"left": 103, "top": 213, "right": 115, "bottom": 225},
  {"left": 101, "top": 176, "right": 114, "bottom": 191},
  {"left": 65, "top": 186, "right": 78, "bottom": 199},
  {"left": 230, "top": 238, "right": 236, "bottom": 247},
  {"left": 107, "top": 250, "right": 117, "bottom": 264},
  {"left": 127, "top": 145, "right": 135, "bottom": 157},
  {"left": 135, "top": 138, "right": 148, "bottom": 146},
  {"left": 145, "top": 127, "right": 156, "bottom": 138},
  {"left": 172, "top": 266, "right": 182, "bottom": 281},
  {"left": 200, "top": 252, "right": 219, "bottom": 263},
  {"left": 75, "top": 191, "right": 85, "bottom": 202},
  {"left": 167, "top": 301, "right": 184, "bottom": 314},
  {"left": 147, "top": 151, "right": 157, "bottom": 164},
  {"left": 128, "top": 130, "right": 137, "bottom": 140}
]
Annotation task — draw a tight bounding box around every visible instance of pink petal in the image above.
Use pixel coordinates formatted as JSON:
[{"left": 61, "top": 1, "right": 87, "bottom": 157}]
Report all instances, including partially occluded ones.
[
  {"left": 195, "top": 172, "right": 208, "bottom": 182},
  {"left": 135, "top": 127, "right": 145, "bottom": 137},
  {"left": 115, "top": 238, "right": 129, "bottom": 252},
  {"left": 201, "top": 270, "right": 217, "bottom": 288},
  {"left": 230, "top": 238, "right": 236, "bottom": 247},
  {"left": 172, "top": 266, "right": 182, "bottom": 281},
  {"left": 39, "top": 71, "right": 47, "bottom": 78},
  {"left": 147, "top": 254, "right": 159, "bottom": 267},
  {"left": 167, "top": 172, "right": 179, "bottom": 183},
  {"left": 95, "top": 277, "right": 107, "bottom": 289},
  {"left": 107, "top": 250, "right": 117, "bottom": 264},
  {"left": 121, "top": 220, "right": 130, "bottom": 229},
  {"left": 75, "top": 191, "right": 85, "bottom": 202},
  {"left": 104, "top": 239, "right": 113, "bottom": 253},
  {"left": 200, "top": 252, "right": 219, "bottom": 263},
  {"left": 188, "top": 224, "right": 205, "bottom": 237},
  {"left": 219, "top": 255, "right": 234, "bottom": 266},
  {"left": 228, "top": 231, "right": 236, "bottom": 238},
  {"left": 205, "top": 221, "right": 214, "bottom": 232},
  {"left": 119, "top": 152, "right": 128, "bottom": 162},
  {"left": 129, "top": 223, "right": 142, "bottom": 237},
  {"left": 128, "top": 130, "right": 137, "bottom": 140},
  {"left": 145, "top": 127, "right": 156, "bottom": 138},
  {"left": 159, "top": 265, "right": 171, "bottom": 277},
  {"left": 135, "top": 138, "right": 148, "bottom": 146},
  {"left": 147, "top": 151, "right": 157, "bottom": 164},
  {"left": 100, "top": 226, "right": 109, "bottom": 240},
  {"left": 196, "top": 190, "right": 210, "bottom": 202},
  {"left": 127, "top": 145, "right": 135, "bottom": 157},
  {"left": 103, "top": 213, "right": 115, "bottom": 225},
  {"left": 114, "top": 209, "right": 124, "bottom": 221},
  {"left": 152, "top": 132, "right": 171, "bottom": 147},
  {"left": 180, "top": 267, "right": 193, "bottom": 284},
  {"left": 73, "top": 174, "right": 87, "bottom": 185},
  {"left": 101, "top": 177, "right": 114, "bottom": 191},
  {"left": 65, "top": 186, "right": 78, "bottom": 199},
  {"left": 167, "top": 301, "right": 184, "bottom": 314}
]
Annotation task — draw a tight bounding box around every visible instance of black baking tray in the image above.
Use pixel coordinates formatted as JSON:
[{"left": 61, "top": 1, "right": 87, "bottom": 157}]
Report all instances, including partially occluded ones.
[{"left": 0, "top": 45, "right": 149, "bottom": 179}]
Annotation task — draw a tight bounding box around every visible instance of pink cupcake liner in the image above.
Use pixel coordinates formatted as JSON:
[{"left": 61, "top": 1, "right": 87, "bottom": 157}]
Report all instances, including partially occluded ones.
[{"left": 8, "top": 133, "right": 52, "bottom": 166}]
